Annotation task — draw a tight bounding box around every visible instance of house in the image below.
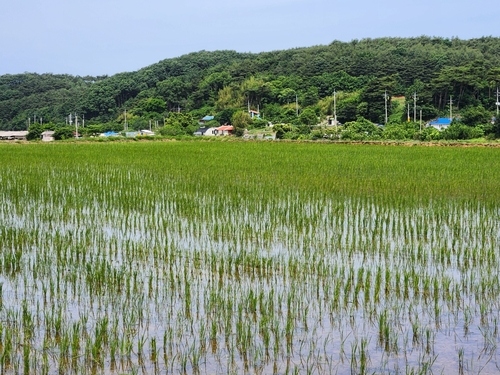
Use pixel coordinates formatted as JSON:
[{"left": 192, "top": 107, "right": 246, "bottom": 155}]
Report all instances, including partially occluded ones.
[
  {"left": 428, "top": 118, "right": 452, "bottom": 130},
  {"left": 214, "top": 125, "right": 233, "bottom": 136},
  {"left": 249, "top": 110, "right": 260, "bottom": 119},
  {"left": 243, "top": 129, "right": 276, "bottom": 140},
  {"left": 101, "top": 131, "right": 120, "bottom": 137},
  {"left": 0, "top": 131, "right": 28, "bottom": 140},
  {"left": 41, "top": 131, "right": 55, "bottom": 142},
  {"left": 194, "top": 127, "right": 216, "bottom": 136},
  {"left": 139, "top": 130, "right": 155, "bottom": 136},
  {"left": 199, "top": 115, "right": 215, "bottom": 125}
]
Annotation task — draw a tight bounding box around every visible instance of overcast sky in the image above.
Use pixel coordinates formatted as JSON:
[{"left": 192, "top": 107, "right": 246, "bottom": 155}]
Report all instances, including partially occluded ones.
[{"left": 1, "top": 0, "right": 498, "bottom": 77}]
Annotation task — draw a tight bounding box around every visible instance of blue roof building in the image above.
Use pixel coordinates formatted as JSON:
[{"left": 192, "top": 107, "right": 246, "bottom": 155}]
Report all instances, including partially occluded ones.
[
  {"left": 102, "top": 131, "right": 120, "bottom": 137},
  {"left": 199, "top": 115, "right": 215, "bottom": 124},
  {"left": 428, "top": 118, "right": 452, "bottom": 130}
]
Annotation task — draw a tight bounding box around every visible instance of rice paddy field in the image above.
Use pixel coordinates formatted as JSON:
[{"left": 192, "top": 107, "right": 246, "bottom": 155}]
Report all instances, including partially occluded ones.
[{"left": 0, "top": 140, "right": 499, "bottom": 374}]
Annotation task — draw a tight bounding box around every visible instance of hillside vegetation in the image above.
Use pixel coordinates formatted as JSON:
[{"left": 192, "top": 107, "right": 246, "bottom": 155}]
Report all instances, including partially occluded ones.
[{"left": 1, "top": 36, "right": 500, "bottom": 140}]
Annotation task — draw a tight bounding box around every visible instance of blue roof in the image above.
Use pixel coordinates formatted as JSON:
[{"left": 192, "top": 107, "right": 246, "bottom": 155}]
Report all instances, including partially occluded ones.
[
  {"left": 103, "top": 131, "right": 119, "bottom": 136},
  {"left": 201, "top": 115, "right": 215, "bottom": 121},
  {"left": 429, "top": 118, "right": 452, "bottom": 125}
]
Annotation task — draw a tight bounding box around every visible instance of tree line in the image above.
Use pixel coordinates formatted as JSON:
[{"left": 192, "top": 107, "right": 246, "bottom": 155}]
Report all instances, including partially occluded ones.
[{"left": 1, "top": 36, "right": 500, "bottom": 139}]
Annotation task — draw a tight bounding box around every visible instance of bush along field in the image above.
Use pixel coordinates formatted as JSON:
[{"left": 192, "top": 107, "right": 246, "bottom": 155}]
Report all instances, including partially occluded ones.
[{"left": 0, "top": 141, "right": 499, "bottom": 374}]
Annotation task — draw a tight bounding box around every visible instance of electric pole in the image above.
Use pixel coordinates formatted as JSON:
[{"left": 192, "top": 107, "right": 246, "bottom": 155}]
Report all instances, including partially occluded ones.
[
  {"left": 496, "top": 87, "right": 499, "bottom": 117},
  {"left": 420, "top": 109, "right": 422, "bottom": 132},
  {"left": 333, "top": 89, "right": 337, "bottom": 127},
  {"left": 413, "top": 92, "right": 417, "bottom": 123},
  {"left": 295, "top": 94, "right": 298, "bottom": 117},
  {"left": 383, "top": 90, "right": 388, "bottom": 125}
]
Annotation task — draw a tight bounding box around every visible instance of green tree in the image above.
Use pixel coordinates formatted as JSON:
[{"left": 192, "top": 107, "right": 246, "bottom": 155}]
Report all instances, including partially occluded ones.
[
  {"left": 298, "top": 108, "right": 318, "bottom": 126},
  {"left": 359, "top": 76, "right": 397, "bottom": 123},
  {"left": 53, "top": 126, "right": 75, "bottom": 140},
  {"left": 215, "top": 108, "right": 237, "bottom": 125},
  {"left": 82, "top": 124, "right": 104, "bottom": 137},
  {"left": 460, "top": 105, "right": 492, "bottom": 127},
  {"left": 133, "top": 98, "right": 166, "bottom": 118},
  {"left": 342, "top": 117, "right": 382, "bottom": 140},
  {"left": 26, "top": 123, "right": 43, "bottom": 140},
  {"left": 231, "top": 111, "right": 252, "bottom": 137}
]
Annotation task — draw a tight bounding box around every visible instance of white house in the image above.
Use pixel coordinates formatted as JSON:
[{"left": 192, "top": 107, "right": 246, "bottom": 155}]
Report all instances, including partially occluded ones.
[
  {"left": 41, "top": 131, "right": 55, "bottom": 142},
  {"left": 0, "top": 131, "right": 28, "bottom": 140}
]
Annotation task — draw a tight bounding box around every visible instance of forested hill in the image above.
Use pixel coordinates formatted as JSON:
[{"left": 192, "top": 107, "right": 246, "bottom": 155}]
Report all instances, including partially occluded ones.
[{"left": 2, "top": 36, "right": 500, "bottom": 130}]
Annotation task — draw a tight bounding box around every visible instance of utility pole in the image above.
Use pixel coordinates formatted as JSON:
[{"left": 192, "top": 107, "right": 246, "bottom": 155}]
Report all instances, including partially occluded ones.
[
  {"left": 496, "top": 87, "right": 500, "bottom": 117},
  {"left": 413, "top": 92, "right": 417, "bottom": 123},
  {"left": 333, "top": 89, "right": 337, "bottom": 127},
  {"left": 124, "top": 109, "right": 127, "bottom": 131},
  {"left": 407, "top": 103, "right": 410, "bottom": 122},
  {"left": 419, "top": 109, "right": 422, "bottom": 132},
  {"left": 75, "top": 114, "right": 78, "bottom": 139},
  {"left": 383, "top": 90, "right": 388, "bottom": 125},
  {"left": 295, "top": 94, "right": 299, "bottom": 117}
]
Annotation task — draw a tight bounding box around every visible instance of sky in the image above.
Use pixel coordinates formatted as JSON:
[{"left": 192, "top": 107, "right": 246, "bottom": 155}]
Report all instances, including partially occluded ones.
[{"left": 1, "top": 0, "right": 498, "bottom": 77}]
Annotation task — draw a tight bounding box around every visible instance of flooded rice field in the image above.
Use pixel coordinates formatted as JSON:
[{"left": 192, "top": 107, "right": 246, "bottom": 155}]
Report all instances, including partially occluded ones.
[{"left": 0, "top": 142, "right": 499, "bottom": 374}]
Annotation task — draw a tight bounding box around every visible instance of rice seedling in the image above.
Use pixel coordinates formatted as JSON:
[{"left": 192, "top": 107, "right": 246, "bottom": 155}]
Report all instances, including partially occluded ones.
[{"left": 0, "top": 141, "right": 499, "bottom": 373}]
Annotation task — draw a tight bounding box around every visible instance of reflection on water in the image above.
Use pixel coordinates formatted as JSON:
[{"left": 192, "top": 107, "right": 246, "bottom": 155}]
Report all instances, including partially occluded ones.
[{"left": 0, "top": 167, "right": 499, "bottom": 374}]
